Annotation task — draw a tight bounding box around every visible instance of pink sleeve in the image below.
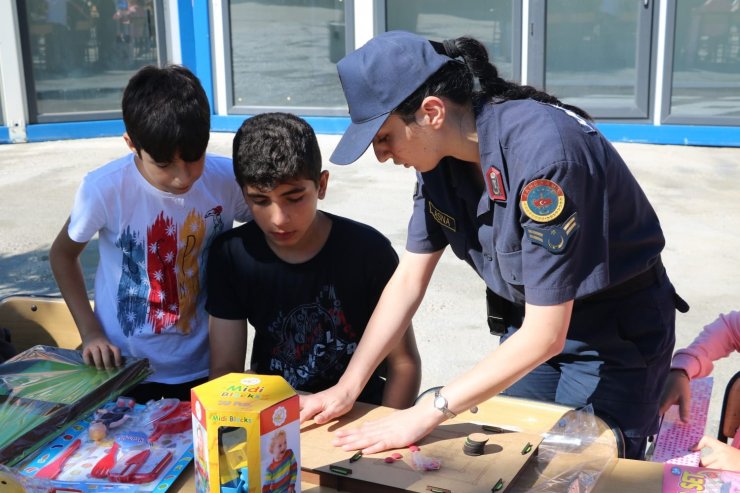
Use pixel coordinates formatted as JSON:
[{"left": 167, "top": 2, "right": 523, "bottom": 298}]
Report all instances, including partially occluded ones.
[{"left": 671, "top": 311, "right": 740, "bottom": 379}]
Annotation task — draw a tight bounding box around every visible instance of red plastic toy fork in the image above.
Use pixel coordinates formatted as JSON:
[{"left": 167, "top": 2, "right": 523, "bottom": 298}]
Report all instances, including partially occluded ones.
[{"left": 35, "top": 438, "right": 82, "bottom": 480}]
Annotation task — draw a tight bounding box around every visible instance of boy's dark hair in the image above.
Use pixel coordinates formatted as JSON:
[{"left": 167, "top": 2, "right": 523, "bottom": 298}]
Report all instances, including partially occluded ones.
[
  {"left": 232, "top": 113, "right": 322, "bottom": 190},
  {"left": 122, "top": 65, "right": 211, "bottom": 163}
]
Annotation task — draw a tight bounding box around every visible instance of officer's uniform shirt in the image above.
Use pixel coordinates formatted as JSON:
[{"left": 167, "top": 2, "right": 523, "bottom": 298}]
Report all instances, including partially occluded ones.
[
  {"left": 406, "top": 99, "right": 665, "bottom": 307},
  {"left": 406, "top": 99, "right": 677, "bottom": 451}
]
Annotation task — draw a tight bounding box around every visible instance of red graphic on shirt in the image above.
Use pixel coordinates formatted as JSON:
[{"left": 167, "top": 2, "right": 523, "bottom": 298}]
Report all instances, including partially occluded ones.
[{"left": 146, "top": 212, "right": 179, "bottom": 333}]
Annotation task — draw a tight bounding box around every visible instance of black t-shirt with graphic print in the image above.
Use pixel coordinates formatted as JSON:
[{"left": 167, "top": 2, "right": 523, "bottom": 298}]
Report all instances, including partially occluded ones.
[{"left": 206, "top": 212, "right": 398, "bottom": 404}]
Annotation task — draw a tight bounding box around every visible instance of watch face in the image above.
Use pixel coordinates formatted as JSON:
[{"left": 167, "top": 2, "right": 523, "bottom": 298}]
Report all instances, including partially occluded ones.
[{"left": 434, "top": 395, "right": 445, "bottom": 409}]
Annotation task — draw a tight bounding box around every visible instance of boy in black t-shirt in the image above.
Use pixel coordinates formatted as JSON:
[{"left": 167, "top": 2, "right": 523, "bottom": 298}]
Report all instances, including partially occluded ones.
[{"left": 206, "top": 113, "right": 421, "bottom": 407}]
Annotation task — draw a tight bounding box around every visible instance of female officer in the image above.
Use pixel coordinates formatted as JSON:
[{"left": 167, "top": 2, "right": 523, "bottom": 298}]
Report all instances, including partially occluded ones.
[{"left": 299, "top": 31, "right": 684, "bottom": 460}]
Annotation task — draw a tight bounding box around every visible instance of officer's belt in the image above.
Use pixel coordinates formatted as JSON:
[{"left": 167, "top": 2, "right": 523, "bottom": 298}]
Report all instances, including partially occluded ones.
[
  {"left": 582, "top": 258, "right": 665, "bottom": 303},
  {"left": 486, "top": 256, "right": 687, "bottom": 337}
]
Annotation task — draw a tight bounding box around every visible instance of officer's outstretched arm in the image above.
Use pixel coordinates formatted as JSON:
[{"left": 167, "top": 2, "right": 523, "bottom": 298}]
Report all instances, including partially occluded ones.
[
  {"left": 328, "top": 301, "right": 574, "bottom": 455},
  {"left": 431, "top": 301, "right": 573, "bottom": 416},
  {"left": 300, "top": 249, "right": 444, "bottom": 424}
]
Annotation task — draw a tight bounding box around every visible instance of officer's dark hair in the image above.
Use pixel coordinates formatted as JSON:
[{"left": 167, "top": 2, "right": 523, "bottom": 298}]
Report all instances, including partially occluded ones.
[
  {"left": 232, "top": 112, "right": 322, "bottom": 190},
  {"left": 122, "top": 64, "right": 211, "bottom": 164},
  {"left": 394, "top": 36, "right": 591, "bottom": 122}
]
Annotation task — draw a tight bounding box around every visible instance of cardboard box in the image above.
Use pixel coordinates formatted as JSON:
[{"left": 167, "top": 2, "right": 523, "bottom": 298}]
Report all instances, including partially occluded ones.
[{"left": 191, "top": 374, "right": 301, "bottom": 493}]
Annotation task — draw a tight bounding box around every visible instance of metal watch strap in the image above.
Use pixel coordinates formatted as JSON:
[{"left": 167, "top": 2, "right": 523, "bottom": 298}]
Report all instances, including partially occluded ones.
[{"left": 433, "top": 390, "right": 456, "bottom": 419}]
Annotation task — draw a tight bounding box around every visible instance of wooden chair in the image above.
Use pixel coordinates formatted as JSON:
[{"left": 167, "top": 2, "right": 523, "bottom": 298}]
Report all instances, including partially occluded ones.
[
  {"left": 718, "top": 370, "right": 740, "bottom": 444},
  {"left": 0, "top": 295, "right": 82, "bottom": 353}
]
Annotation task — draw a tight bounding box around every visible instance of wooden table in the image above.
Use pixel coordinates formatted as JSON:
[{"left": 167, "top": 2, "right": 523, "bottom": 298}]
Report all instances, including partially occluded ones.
[
  {"left": 169, "top": 395, "right": 665, "bottom": 492},
  {"left": 592, "top": 459, "right": 663, "bottom": 493}
]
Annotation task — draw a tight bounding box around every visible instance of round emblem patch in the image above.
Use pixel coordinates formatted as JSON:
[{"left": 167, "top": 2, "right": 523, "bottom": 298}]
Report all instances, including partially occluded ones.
[{"left": 520, "top": 179, "right": 565, "bottom": 222}]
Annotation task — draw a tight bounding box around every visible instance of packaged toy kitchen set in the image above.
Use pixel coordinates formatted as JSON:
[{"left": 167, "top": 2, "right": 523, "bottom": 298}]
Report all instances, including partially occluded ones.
[
  {"left": 191, "top": 374, "right": 301, "bottom": 493},
  {"left": 5, "top": 396, "right": 194, "bottom": 493}
]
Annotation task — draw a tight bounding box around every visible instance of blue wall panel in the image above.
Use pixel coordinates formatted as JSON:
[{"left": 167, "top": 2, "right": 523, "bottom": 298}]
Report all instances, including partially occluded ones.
[
  {"left": 211, "top": 115, "right": 351, "bottom": 135},
  {"left": 3, "top": 120, "right": 739, "bottom": 148},
  {"left": 25, "top": 120, "right": 126, "bottom": 143},
  {"left": 597, "top": 124, "right": 740, "bottom": 148}
]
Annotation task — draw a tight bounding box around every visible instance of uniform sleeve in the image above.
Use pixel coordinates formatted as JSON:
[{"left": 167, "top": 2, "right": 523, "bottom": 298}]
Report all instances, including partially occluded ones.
[
  {"left": 67, "top": 174, "right": 109, "bottom": 243},
  {"left": 671, "top": 311, "right": 740, "bottom": 379},
  {"left": 518, "top": 159, "right": 610, "bottom": 305},
  {"left": 205, "top": 235, "right": 247, "bottom": 320},
  {"left": 405, "top": 178, "right": 449, "bottom": 254}
]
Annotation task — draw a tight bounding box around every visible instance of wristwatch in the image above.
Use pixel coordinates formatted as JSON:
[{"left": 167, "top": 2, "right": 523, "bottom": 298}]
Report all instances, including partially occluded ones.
[{"left": 433, "top": 390, "right": 456, "bottom": 419}]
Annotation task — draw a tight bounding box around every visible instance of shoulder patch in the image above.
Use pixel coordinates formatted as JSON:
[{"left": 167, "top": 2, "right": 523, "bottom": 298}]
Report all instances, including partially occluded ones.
[
  {"left": 520, "top": 179, "right": 565, "bottom": 223},
  {"left": 428, "top": 201, "right": 457, "bottom": 232},
  {"left": 525, "top": 212, "right": 578, "bottom": 254}
]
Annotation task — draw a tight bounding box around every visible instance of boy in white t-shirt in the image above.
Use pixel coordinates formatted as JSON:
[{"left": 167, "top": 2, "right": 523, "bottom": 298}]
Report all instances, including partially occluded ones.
[{"left": 50, "top": 65, "right": 251, "bottom": 402}]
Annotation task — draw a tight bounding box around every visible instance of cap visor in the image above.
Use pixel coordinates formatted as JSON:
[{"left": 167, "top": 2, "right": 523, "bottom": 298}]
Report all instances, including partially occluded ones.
[{"left": 329, "top": 113, "right": 389, "bottom": 165}]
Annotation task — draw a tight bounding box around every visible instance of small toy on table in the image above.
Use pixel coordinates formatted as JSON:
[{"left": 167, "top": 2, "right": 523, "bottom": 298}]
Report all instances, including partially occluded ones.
[
  {"left": 88, "top": 396, "right": 136, "bottom": 441},
  {"left": 148, "top": 401, "right": 191, "bottom": 442}
]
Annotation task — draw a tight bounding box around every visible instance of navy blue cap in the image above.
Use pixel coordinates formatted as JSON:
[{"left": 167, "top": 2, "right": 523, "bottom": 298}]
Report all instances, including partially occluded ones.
[{"left": 330, "top": 31, "right": 452, "bottom": 165}]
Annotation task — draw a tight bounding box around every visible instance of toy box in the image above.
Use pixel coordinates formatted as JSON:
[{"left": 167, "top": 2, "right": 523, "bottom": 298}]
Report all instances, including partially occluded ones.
[{"left": 191, "top": 374, "right": 301, "bottom": 493}]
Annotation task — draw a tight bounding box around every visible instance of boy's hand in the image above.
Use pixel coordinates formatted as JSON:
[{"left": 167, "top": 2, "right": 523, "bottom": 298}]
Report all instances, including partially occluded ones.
[
  {"left": 299, "top": 386, "right": 356, "bottom": 425},
  {"left": 658, "top": 369, "right": 691, "bottom": 422},
  {"left": 82, "top": 334, "right": 123, "bottom": 370},
  {"left": 692, "top": 435, "right": 740, "bottom": 471}
]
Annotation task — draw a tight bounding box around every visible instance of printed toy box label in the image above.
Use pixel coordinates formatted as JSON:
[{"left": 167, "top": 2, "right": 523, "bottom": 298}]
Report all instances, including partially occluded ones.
[
  {"left": 191, "top": 374, "right": 300, "bottom": 493},
  {"left": 663, "top": 463, "right": 740, "bottom": 493}
]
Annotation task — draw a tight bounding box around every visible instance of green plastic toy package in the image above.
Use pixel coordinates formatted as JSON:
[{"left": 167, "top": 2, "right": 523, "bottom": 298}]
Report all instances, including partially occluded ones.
[{"left": 0, "top": 345, "right": 151, "bottom": 466}]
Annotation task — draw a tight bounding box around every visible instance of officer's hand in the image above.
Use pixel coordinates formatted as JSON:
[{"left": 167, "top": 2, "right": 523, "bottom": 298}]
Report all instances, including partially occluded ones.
[
  {"left": 692, "top": 435, "right": 740, "bottom": 471},
  {"left": 658, "top": 369, "right": 691, "bottom": 422},
  {"left": 332, "top": 401, "right": 441, "bottom": 455},
  {"left": 82, "top": 335, "right": 123, "bottom": 370}
]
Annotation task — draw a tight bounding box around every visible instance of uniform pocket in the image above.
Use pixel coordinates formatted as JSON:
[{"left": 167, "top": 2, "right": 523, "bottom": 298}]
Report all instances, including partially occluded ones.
[{"left": 496, "top": 249, "right": 524, "bottom": 286}]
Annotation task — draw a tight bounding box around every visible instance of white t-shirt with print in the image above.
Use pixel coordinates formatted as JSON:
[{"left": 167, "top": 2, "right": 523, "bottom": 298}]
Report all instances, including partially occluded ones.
[{"left": 68, "top": 152, "right": 251, "bottom": 383}]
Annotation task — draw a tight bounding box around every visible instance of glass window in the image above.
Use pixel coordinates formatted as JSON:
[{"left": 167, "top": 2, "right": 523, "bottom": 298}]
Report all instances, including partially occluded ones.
[
  {"left": 544, "top": 0, "right": 644, "bottom": 114},
  {"left": 670, "top": 0, "right": 740, "bottom": 120},
  {"left": 227, "top": 0, "right": 348, "bottom": 112},
  {"left": 22, "top": 0, "right": 164, "bottom": 121},
  {"left": 386, "top": 0, "right": 516, "bottom": 81}
]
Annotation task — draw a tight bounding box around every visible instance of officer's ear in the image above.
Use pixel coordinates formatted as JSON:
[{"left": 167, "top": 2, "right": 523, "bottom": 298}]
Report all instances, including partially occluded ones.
[{"left": 417, "top": 96, "right": 446, "bottom": 129}]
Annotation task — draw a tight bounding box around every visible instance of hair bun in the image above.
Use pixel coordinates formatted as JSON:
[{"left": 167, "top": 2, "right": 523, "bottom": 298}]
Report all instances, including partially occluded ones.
[{"left": 442, "top": 39, "right": 462, "bottom": 59}]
